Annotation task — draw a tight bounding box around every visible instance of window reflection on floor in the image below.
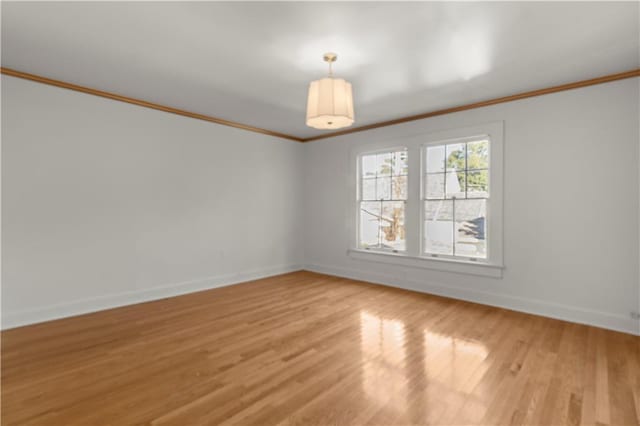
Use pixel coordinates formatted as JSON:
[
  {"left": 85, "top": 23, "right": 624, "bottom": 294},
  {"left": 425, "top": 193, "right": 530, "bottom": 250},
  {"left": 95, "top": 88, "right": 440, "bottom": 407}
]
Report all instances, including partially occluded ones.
[
  {"left": 423, "top": 330, "right": 488, "bottom": 389},
  {"left": 422, "top": 330, "right": 490, "bottom": 422},
  {"left": 360, "top": 311, "right": 407, "bottom": 411}
]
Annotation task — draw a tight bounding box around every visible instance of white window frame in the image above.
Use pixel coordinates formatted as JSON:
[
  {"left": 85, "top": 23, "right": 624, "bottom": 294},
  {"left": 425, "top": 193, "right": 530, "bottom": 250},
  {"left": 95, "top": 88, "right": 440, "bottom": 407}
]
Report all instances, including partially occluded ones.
[
  {"left": 355, "top": 146, "right": 409, "bottom": 254},
  {"left": 348, "top": 121, "right": 504, "bottom": 278}
]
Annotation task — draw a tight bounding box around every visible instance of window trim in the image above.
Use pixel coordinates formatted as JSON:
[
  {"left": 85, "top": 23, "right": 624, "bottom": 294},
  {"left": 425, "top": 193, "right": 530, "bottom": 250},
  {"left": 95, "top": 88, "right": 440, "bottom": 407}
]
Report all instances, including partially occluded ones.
[
  {"left": 348, "top": 121, "right": 504, "bottom": 278},
  {"left": 348, "top": 248, "right": 504, "bottom": 278}
]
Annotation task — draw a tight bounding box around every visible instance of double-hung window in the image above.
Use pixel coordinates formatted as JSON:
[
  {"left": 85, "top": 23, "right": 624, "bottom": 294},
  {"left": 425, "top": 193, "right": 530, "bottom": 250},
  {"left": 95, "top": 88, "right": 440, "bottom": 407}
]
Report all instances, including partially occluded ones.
[
  {"left": 423, "top": 138, "right": 489, "bottom": 260},
  {"left": 352, "top": 122, "right": 503, "bottom": 277},
  {"left": 358, "top": 149, "right": 408, "bottom": 252}
]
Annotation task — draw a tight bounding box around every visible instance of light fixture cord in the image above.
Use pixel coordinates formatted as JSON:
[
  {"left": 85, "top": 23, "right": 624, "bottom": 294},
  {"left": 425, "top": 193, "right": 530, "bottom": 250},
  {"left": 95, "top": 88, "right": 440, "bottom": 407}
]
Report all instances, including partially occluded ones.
[{"left": 328, "top": 61, "right": 333, "bottom": 77}]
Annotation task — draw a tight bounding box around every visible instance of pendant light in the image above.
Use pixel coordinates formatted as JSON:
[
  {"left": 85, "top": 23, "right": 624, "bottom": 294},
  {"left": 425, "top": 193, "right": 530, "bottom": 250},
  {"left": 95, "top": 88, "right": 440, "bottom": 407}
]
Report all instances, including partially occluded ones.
[{"left": 306, "top": 53, "right": 355, "bottom": 130}]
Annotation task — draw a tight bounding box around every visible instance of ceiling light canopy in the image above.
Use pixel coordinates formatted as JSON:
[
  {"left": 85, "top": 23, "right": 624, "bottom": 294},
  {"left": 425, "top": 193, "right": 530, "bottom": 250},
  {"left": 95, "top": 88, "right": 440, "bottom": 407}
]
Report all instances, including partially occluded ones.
[{"left": 306, "top": 53, "right": 354, "bottom": 130}]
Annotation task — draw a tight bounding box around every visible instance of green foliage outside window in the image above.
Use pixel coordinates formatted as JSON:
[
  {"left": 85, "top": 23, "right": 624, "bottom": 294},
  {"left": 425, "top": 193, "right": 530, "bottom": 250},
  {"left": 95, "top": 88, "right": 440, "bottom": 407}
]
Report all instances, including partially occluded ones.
[{"left": 446, "top": 141, "right": 489, "bottom": 192}]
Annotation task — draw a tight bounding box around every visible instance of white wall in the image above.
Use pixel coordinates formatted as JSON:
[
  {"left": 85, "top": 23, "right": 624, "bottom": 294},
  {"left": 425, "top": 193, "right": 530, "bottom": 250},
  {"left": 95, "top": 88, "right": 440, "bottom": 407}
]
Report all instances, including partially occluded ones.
[
  {"left": 303, "top": 78, "right": 640, "bottom": 335},
  {"left": 3, "top": 75, "right": 639, "bottom": 335},
  {"left": 1, "top": 75, "right": 304, "bottom": 328}
]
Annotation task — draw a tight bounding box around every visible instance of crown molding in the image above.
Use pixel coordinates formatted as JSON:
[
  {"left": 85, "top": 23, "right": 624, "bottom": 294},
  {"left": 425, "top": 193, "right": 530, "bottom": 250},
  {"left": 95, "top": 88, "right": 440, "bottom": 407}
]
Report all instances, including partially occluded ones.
[
  {"left": 0, "top": 67, "right": 304, "bottom": 142},
  {"left": 3, "top": 67, "right": 638, "bottom": 144},
  {"left": 301, "top": 68, "right": 640, "bottom": 142}
]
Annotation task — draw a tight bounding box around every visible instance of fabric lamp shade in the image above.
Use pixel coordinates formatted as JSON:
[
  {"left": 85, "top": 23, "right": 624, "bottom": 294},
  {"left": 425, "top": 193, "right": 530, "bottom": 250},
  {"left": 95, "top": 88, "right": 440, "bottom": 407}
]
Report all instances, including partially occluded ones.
[{"left": 306, "top": 77, "right": 354, "bottom": 130}]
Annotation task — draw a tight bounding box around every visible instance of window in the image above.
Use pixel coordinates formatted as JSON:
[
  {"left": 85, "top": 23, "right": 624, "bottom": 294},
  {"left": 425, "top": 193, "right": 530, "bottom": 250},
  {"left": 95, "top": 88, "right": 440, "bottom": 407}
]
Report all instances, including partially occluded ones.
[
  {"left": 358, "top": 149, "right": 408, "bottom": 252},
  {"left": 351, "top": 122, "right": 503, "bottom": 277},
  {"left": 423, "top": 138, "right": 489, "bottom": 260}
]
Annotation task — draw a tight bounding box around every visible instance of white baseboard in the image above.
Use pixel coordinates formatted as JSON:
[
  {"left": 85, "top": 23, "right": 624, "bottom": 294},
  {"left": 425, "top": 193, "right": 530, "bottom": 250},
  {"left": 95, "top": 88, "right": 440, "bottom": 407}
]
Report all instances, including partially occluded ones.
[
  {"left": 5, "top": 263, "right": 637, "bottom": 336},
  {"left": 304, "top": 263, "right": 639, "bottom": 336},
  {"left": 1, "top": 264, "right": 302, "bottom": 330}
]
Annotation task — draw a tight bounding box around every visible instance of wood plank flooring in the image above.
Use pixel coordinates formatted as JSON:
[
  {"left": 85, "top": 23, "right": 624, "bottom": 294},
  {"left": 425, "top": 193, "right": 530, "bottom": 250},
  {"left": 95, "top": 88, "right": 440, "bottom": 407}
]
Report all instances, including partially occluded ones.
[{"left": 2, "top": 271, "right": 639, "bottom": 425}]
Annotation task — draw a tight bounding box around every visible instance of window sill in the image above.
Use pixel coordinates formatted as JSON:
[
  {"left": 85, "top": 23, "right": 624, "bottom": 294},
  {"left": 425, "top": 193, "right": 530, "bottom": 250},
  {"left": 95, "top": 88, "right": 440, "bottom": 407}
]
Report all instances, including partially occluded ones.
[{"left": 348, "top": 249, "right": 504, "bottom": 278}]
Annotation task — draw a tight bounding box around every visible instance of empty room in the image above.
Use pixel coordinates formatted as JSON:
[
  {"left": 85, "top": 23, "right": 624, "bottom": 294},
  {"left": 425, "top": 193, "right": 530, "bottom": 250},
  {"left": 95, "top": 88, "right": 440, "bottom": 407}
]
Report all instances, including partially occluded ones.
[{"left": 1, "top": 1, "right": 639, "bottom": 425}]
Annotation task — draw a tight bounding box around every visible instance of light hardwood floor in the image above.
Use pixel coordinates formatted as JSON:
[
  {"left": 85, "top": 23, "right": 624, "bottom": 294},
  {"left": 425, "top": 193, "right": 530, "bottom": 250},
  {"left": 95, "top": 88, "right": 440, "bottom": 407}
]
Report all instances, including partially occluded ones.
[{"left": 2, "top": 271, "right": 639, "bottom": 425}]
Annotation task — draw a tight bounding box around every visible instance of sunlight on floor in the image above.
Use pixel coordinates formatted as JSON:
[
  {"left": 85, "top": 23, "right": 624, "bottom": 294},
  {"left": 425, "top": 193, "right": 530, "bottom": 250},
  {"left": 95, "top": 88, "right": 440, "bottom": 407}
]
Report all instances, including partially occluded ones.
[{"left": 360, "top": 310, "right": 408, "bottom": 411}]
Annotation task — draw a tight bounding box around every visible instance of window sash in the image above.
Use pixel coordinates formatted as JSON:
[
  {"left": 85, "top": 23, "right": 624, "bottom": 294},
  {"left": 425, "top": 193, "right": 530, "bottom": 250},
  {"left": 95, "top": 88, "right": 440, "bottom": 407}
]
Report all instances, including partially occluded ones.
[
  {"left": 358, "top": 200, "right": 407, "bottom": 252},
  {"left": 423, "top": 197, "right": 489, "bottom": 261}
]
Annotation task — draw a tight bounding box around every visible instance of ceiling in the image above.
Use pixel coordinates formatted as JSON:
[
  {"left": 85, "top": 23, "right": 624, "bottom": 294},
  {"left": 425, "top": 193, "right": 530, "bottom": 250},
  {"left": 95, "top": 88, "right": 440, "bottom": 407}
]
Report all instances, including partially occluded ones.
[{"left": 2, "top": 2, "right": 639, "bottom": 139}]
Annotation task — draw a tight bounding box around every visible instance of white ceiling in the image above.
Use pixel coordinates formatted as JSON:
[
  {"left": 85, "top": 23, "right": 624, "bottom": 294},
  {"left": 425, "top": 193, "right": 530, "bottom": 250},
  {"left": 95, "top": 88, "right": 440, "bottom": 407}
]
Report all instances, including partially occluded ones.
[{"left": 2, "top": 2, "right": 639, "bottom": 138}]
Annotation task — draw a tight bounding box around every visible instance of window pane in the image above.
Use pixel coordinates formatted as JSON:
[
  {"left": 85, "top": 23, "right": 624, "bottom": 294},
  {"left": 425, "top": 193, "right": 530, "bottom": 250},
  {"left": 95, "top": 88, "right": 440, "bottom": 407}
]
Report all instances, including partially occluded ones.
[
  {"left": 376, "top": 176, "right": 391, "bottom": 200},
  {"left": 467, "top": 170, "right": 489, "bottom": 198},
  {"left": 424, "top": 200, "right": 453, "bottom": 255},
  {"left": 454, "top": 199, "right": 487, "bottom": 258},
  {"left": 393, "top": 150, "right": 408, "bottom": 176},
  {"left": 446, "top": 143, "right": 465, "bottom": 171},
  {"left": 360, "top": 201, "right": 405, "bottom": 251},
  {"left": 467, "top": 140, "right": 489, "bottom": 170},
  {"left": 392, "top": 175, "right": 407, "bottom": 200},
  {"left": 362, "top": 154, "right": 377, "bottom": 178},
  {"left": 376, "top": 153, "right": 392, "bottom": 176},
  {"left": 426, "top": 145, "right": 445, "bottom": 173},
  {"left": 425, "top": 173, "right": 445, "bottom": 199},
  {"left": 381, "top": 201, "right": 406, "bottom": 251},
  {"left": 445, "top": 170, "right": 466, "bottom": 199},
  {"left": 360, "top": 202, "right": 381, "bottom": 248},
  {"left": 362, "top": 178, "right": 376, "bottom": 200}
]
